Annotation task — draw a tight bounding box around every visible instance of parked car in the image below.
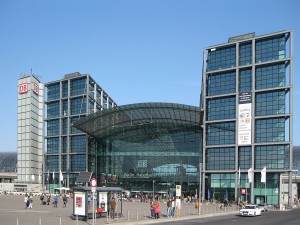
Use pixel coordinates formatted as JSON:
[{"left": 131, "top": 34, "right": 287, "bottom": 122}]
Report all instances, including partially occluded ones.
[
  {"left": 240, "top": 204, "right": 262, "bottom": 216},
  {"left": 257, "top": 203, "right": 268, "bottom": 212}
]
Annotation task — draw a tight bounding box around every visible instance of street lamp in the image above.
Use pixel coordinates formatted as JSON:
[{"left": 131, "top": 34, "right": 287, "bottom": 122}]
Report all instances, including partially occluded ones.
[
  {"left": 152, "top": 180, "right": 155, "bottom": 201},
  {"left": 199, "top": 163, "right": 202, "bottom": 215}
]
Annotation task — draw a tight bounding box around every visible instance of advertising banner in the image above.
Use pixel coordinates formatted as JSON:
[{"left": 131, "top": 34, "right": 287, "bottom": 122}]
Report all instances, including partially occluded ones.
[
  {"left": 238, "top": 92, "right": 252, "bottom": 145},
  {"left": 175, "top": 185, "right": 181, "bottom": 197},
  {"left": 98, "top": 192, "right": 108, "bottom": 212},
  {"left": 74, "top": 192, "right": 86, "bottom": 216}
]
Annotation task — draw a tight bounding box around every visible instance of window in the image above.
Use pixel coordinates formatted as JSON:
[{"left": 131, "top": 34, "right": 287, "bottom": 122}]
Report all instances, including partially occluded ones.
[
  {"left": 207, "top": 46, "right": 236, "bottom": 71},
  {"left": 239, "top": 42, "right": 252, "bottom": 66},
  {"left": 70, "top": 135, "right": 87, "bottom": 153},
  {"left": 47, "top": 84, "right": 60, "bottom": 100},
  {"left": 70, "top": 78, "right": 86, "bottom": 96},
  {"left": 256, "top": 35, "right": 286, "bottom": 63},
  {"left": 207, "top": 71, "right": 236, "bottom": 96},
  {"left": 70, "top": 116, "right": 85, "bottom": 134},
  {"left": 239, "top": 69, "right": 252, "bottom": 92},
  {"left": 47, "top": 101, "right": 60, "bottom": 118},
  {"left": 62, "top": 81, "right": 68, "bottom": 98},
  {"left": 207, "top": 122, "right": 236, "bottom": 145},
  {"left": 255, "top": 145, "right": 288, "bottom": 169},
  {"left": 256, "top": 63, "right": 286, "bottom": 90},
  {"left": 206, "top": 148, "right": 235, "bottom": 170},
  {"left": 255, "top": 118, "right": 285, "bottom": 143},
  {"left": 70, "top": 97, "right": 86, "bottom": 115},
  {"left": 47, "top": 137, "right": 59, "bottom": 154},
  {"left": 255, "top": 91, "right": 285, "bottom": 116},
  {"left": 47, "top": 120, "right": 59, "bottom": 136},
  {"left": 70, "top": 154, "right": 86, "bottom": 171},
  {"left": 207, "top": 96, "right": 236, "bottom": 121},
  {"left": 239, "top": 146, "right": 251, "bottom": 169}
]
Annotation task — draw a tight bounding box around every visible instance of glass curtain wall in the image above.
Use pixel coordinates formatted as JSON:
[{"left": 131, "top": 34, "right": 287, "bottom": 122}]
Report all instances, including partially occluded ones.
[{"left": 202, "top": 31, "right": 292, "bottom": 205}]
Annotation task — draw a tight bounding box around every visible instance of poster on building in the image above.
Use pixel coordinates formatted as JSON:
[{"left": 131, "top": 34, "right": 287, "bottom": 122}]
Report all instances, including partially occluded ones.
[
  {"left": 175, "top": 185, "right": 181, "bottom": 197},
  {"left": 238, "top": 92, "right": 252, "bottom": 145},
  {"left": 98, "top": 192, "right": 108, "bottom": 212},
  {"left": 74, "top": 192, "right": 86, "bottom": 216}
]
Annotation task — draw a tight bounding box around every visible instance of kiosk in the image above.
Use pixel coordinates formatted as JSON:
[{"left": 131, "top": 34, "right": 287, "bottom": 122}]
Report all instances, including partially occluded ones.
[{"left": 72, "top": 186, "right": 123, "bottom": 221}]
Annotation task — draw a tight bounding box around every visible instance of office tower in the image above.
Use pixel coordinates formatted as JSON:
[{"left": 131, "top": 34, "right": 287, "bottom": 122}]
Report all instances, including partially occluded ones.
[
  {"left": 201, "top": 30, "right": 293, "bottom": 205},
  {"left": 44, "top": 72, "right": 116, "bottom": 192}
]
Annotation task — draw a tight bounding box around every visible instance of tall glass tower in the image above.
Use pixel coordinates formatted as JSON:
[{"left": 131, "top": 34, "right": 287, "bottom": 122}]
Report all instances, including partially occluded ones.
[
  {"left": 44, "top": 72, "right": 116, "bottom": 192},
  {"left": 201, "top": 30, "right": 293, "bottom": 205}
]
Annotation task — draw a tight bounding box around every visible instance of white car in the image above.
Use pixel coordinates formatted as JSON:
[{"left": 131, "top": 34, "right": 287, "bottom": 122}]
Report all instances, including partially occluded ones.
[
  {"left": 257, "top": 203, "right": 268, "bottom": 212},
  {"left": 240, "top": 204, "right": 262, "bottom": 216}
]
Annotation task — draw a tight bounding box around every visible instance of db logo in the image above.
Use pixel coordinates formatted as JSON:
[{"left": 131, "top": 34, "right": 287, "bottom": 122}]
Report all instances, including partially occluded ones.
[{"left": 19, "top": 83, "right": 28, "bottom": 94}]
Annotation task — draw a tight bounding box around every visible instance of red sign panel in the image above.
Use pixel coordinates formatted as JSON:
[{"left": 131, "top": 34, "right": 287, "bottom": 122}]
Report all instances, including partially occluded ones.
[
  {"left": 241, "top": 188, "right": 246, "bottom": 195},
  {"left": 18, "top": 83, "right": 28, "bottom": 94},
  {"left": 33, "top": 83, "right": 39, "bottom": 95}
]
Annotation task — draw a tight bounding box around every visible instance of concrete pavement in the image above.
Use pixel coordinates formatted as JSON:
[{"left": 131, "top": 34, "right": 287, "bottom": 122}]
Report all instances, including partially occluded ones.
[{"left": 0, "top": 194, "right": 239, "bottom": 225}]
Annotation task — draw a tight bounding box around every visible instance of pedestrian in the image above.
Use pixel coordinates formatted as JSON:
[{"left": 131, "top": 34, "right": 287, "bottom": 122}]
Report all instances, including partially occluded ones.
[
  {"left": 63, "top": 195, "right": 68, "bottom": 207},
  {"left": 87, "top": 195, "right": 91, "bottom": 209},
  {"left": 110, "top": 197, "right": 116, "bottom": 219},
  {"left": 171, "top": 198, "right": 175, "bottom": 217},
  {"left": 150, "top": 200, "right": 154, "bottom": 218},
  {"left": 153, "top": 201, "right": 160, "bottom": 219},
  {"left": 167, "top": 198, "right": 172, "bottom": 217},
  {"left": 53, "top": 195, "right": 58, "bottom": 208},
  {"left": 24, "top": 195, "right": 28, "bottom": 209},
  {"left": 28, "top": 196, "right": 33, "bottom": 209},
  {"left": 47, "top": 195, "right": 51, "bottom": 205}
]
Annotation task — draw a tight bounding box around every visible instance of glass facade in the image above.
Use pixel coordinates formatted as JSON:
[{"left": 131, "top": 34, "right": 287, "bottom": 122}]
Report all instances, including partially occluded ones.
[
  {"left": 202, "top": 31, "right": 293, "bottom": 204},
  {"left": 42, "top": 31, "right": 293, "bottom": 205},
  {"left": 73, "top": 103, "right": 201, "bottom": 194},
  {"left": 44, "top": 73, "right": 116, "bottom": 192}
]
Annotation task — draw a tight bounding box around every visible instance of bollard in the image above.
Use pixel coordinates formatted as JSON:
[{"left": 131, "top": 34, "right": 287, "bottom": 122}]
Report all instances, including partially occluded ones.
[
  {"left": 136, "top": 210, "right": 139, "bottom": 220},
  {"left": 39, "top": 216, "right": 41, "bottom": 225},
  {"left": 107, "top": 211, "right": 110, "bottom": 224}
]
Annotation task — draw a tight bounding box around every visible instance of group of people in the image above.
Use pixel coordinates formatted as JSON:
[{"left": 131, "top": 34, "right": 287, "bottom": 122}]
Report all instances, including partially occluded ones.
[
  {"left": 150, "top": 200, "right": 161, "bottom": 219},
  {"left": 23, "top": 193, "right": 70, "bottom": 210},
  {"left": 167, "top": 198, "right": 176, "bottom": 217}
]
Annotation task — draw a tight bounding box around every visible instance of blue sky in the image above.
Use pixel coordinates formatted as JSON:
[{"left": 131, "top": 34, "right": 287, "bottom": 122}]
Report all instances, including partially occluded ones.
[{"left": 0, "top": 0, "right": 299, "bottom": 152}]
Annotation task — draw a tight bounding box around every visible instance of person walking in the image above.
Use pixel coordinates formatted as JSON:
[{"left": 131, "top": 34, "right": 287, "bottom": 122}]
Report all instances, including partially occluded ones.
[
  {"left": 28, "top": 196, "right": 33, "bottom": 209},
  {"left": 167, "top": 198, "right": 172, "bottom": 217},
  {"left": 47, "top": 195, "right": 51, "bottom": 205},
  {"left": 153, "top": 201, "right": 160, "bottom": 219},
  {"left": 109, "top": 197, "right": 116, "bottom": 219},
  {"left": 62, "top": 195, "right": 68, "bottom": 207},
  {"left": 53, "top": 195, "right": 58, "bottom": 208},
  {"left": 150, "top": 200, "right": 154, "bottom": 218},
  {"left": 24, "top": 195, "right": 28, "bottom": 209},
  {"left": 171, "top": 198, "right": 175, "bottom": 217}
]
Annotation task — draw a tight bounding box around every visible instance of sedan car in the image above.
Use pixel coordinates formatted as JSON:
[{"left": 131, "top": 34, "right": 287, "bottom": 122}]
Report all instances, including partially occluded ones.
[
  {"left": 240, "top": 204, "right": 262, "bottom": 216},
  {"left": 257, "top": 203, "right": 268, "bottom": 212}
]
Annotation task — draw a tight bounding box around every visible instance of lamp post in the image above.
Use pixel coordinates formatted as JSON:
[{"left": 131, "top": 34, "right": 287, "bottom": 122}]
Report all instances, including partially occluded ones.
[
  {"left": 198, "top": 163, "right": 202, "bottom": 215},
  {"left": 152, "top": 180, "right": 155, "bottom": 201}
]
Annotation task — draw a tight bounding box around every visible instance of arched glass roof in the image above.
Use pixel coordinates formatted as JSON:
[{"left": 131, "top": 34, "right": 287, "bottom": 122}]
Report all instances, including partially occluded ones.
[
  {"left": 73, "top": 102, "right": 201, "bottom": 143},
  {"left": 0, "top": 152, "right": 17, "bottom": 172}
]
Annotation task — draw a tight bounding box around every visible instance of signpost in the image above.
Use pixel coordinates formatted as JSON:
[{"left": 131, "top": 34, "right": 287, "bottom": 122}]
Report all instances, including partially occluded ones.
[{"left": 90, "top": 178, "right": 97, "bottom": 225}]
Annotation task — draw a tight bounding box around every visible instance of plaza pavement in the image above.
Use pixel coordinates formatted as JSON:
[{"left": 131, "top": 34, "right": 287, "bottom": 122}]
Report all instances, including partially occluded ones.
[{"left": 0, "top": 194, "right": 239, "bottom": 225}]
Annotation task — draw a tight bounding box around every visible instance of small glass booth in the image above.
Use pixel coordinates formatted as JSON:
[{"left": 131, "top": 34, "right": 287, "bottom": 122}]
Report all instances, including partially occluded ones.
[{"left": 72, "top": 186, "right": 123, "bottom": 221}]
